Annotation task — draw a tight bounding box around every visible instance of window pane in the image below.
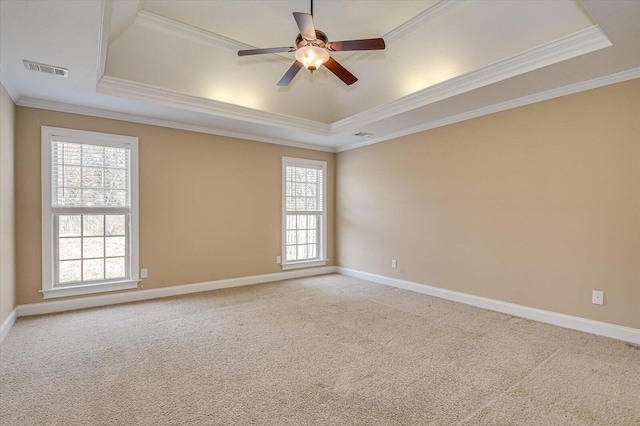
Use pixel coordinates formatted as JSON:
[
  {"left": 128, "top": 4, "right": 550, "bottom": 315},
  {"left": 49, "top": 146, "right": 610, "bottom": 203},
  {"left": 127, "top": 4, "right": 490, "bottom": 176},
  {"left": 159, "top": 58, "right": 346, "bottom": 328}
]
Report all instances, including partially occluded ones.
[
  {"left": 59, "top": 215, "right": 81, "bottom": 237},
  {"left": 297, "top": 244, "right": 308, "bottom": 260},
  {"left": 105, "top": 168, "right": 126, "bottom": 190},
  {"left": 105, "top": 147, "right": 127, "bottom": 168},
  {"left": 106, "top": 215, "right": 126, "bottom": 236},
  {"left": 308, "top": 216, "right": 317, "bottom": 230},
  {"left": 308, "top": 230, "right": 317, "bottom": 244},
  {"left": 57, "top": 188, "right": 81, "bottom": 206},
  {"left": 106, "top": 190, "right": 127, "bottom": 207},
  {"left": 286, "top": 197, "right": 295, "bottom": 210},
  {"left": 83, "top": 189, "right": 104, "bottom": 207},
  {"left": 296, "top": 215, "right": 307, "bottom": 229},
  {"left": 59, "top": 238, "right": 81, "bottom": 260},
  {"left": 106, "top": 257, "right": 125, "bottom": 279},
  {"left": 82, "top": 144, "right": 104, "bottom": 167},
  {"left": 83, "top": 215, "right": 104, "bottom": 236},
  {"left": 106, "top": 237, "right": 125, "bottom": 257},
  {"left": 83, "top": 259, "right": 104, "bottom": 281},
  {"left": 286, "top": 215, "right": 295, "bottom": 229},
  {"left": 59, "top": 260, "right": 81, "bottom": 284},
  {"left": 63, "top": 166, "right": 82, "bottom": 186},
  {"left": 286, "top": 245, "right": 296, "bottom": 261},
  {"left": 297, "top": 230, "right": 308, "bottom": 244},
  {"left": 310, "top": 170, "right": 318, "bottom": 182},
  {"left": 307, "top": 197, "right": 317, "bottom": 211},
  {"left": 83, "top": 237, "right": 104, "bottom": 258},
  {"left": 286, "top": 230, "right": 296, "bottom": 245},
  {"left": 61, "top": 143, "right": 82, "bottom": 165},
  {"left": 82, "top": 166, "right": 103, "bottom": 188},
  {"left": 308, "top": 244, "right": 317, "bottom": 258},
  {"left": 306, "top": 184, "right": 316, "bottom": 197}
]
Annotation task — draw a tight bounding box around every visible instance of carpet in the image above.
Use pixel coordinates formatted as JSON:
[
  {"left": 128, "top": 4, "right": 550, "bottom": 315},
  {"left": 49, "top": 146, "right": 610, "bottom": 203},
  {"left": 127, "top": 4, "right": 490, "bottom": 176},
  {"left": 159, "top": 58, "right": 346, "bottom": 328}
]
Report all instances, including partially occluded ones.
[{"left": 1, "top": 274, "right": 639, "bottom": 425}]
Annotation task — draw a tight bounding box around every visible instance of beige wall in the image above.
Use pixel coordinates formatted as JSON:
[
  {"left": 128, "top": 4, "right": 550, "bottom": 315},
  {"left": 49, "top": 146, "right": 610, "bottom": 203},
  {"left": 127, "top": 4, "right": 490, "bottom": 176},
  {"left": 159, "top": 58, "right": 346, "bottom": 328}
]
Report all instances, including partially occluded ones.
[
  {"left": 0, "top": 83, "right": 16, "bottom": 324},
  {"left": 337, "top": 79, "right": 640, "bottom": 329},
  {"left": 15, "top": 107, "right": 335, "bottom": 305}
]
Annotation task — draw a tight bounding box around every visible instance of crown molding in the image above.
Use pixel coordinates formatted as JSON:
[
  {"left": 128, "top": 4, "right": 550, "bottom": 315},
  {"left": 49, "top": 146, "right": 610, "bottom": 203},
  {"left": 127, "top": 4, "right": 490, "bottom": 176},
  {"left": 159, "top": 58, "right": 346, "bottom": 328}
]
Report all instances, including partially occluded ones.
[
  {"left": 331, "top": 25, "right": 612, "bottom": 135},
  {"left": 383, "top": 0, "right": 460, "bottom": 44},
  {"left": 0, "top": 64, "right": 20, "bottom": 103},
  {"left": 96, "top": 0, "right": 112, "bottom": 82},
  {"left": 335, "top": 67, "right": 640, "bottom": 152},
  {"left": 15, "top": 67, "right": 638, "bottom": 155},
  {"left": 16, "top": 97, "right": 335, "bottom": 152},
  {"left": 342, "top": 0, "right": 460, "bottom": 65},
  {"left": 135, "top": 10, "right": 291, "bottom": 65},
  {"left": 97, "top": 76, "right": 330, "bottom": 135}
]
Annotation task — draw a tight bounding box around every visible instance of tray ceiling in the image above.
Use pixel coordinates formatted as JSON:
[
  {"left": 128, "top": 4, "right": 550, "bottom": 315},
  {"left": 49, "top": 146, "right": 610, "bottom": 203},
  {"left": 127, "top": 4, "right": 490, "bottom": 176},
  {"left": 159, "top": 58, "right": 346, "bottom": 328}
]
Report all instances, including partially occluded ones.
[{"left": 1, "top": 1, "right": 639, "bottom": 151}]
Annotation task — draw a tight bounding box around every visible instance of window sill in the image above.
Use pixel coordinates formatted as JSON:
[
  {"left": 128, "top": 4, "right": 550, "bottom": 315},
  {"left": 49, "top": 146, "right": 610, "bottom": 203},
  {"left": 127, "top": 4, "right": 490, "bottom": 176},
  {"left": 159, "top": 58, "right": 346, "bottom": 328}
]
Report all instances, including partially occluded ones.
[
  {"left": 40, "top": 280, "right": 140, "bottom": 299},
  {"left": 281, "top": 259, "right": 328, "bottom": 270}
]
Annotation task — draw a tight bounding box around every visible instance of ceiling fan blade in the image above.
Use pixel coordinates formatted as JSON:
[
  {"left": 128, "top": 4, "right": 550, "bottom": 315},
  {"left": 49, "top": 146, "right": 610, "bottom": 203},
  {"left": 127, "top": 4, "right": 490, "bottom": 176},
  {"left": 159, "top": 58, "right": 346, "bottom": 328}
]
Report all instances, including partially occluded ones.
[
  {"left": 293, "top": 12, "right": 317, "bottom": 41},
  {"left": 277, "top": 61, "right": 303, "bottom": 86},
  {"left": 327, "top": 38, "right": 386, "bottom": 52},
  {"left": 323, "top": 57, "right": 357, "bottom": 85},
  {"left": 238, "top": 47, "right": 295, "bottom": 56}
]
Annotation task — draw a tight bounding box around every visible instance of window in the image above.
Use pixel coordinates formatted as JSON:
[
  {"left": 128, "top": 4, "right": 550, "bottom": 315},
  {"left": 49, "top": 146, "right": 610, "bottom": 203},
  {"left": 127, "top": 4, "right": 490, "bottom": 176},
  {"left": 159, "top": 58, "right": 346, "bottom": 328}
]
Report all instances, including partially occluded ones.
[
  {"left": 282, "top": 157, "right": 327, "bottom": 270},
  {"left": 41, "top": 127, "right": 139, "bottom": 299}
]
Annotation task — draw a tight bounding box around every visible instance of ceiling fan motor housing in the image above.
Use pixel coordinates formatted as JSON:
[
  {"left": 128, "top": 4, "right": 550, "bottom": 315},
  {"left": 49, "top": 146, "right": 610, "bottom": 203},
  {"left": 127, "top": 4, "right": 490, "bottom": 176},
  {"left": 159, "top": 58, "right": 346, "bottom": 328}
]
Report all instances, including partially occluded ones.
[{"left": 296, "top": 30, "right": 328, "bottom": 49}]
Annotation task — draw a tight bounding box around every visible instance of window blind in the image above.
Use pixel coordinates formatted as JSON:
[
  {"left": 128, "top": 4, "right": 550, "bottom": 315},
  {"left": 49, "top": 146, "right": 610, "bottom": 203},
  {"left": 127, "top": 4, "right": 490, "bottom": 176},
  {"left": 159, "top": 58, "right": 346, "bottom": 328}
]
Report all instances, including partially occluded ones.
[
  {"left": 285, "top": 166, "right": 323, "bottom": 213},
  {"left": 51, "top": 140, "right": 130, "bottom": 208}
]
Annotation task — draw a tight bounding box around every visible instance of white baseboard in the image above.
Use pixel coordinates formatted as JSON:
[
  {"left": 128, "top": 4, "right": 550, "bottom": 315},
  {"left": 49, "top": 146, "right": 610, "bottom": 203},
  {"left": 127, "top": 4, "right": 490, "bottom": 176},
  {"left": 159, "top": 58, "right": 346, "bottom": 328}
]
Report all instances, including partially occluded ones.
[
  {"left": 0, "top": 308, "right": 18, "bottom": 344},
  {"left": 7, "top": 266, "right": 638, "bottom": 346},
  {"left": 336, "top": 267, "right": 640, "bottom": 345},
  {"left": 16, "top": 266, "right": 337, "bottom": 318}
]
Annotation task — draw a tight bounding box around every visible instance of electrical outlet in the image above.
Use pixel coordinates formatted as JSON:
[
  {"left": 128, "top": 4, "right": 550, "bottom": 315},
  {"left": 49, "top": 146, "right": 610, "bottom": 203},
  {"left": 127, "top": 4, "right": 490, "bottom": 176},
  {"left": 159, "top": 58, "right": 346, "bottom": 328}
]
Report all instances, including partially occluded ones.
[
  {"left": 391, "top": 259, "right": 397, "bottom": 268},
  {"left": 592, "top": 290, "right": 603, "bottom": 305},
  {"left": 276, "top": 256, "right": 282, "bottom": 264},
  {"left": 141, "top": 268, "right": 148, "bottom": 279}
]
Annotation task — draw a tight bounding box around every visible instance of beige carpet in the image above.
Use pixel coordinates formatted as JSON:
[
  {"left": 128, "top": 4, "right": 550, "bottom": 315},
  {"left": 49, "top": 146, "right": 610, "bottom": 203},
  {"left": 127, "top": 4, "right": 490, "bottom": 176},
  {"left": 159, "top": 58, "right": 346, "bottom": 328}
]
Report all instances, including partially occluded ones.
[{"left": 1, "top": 274, "right": 639, "bottom": 425}]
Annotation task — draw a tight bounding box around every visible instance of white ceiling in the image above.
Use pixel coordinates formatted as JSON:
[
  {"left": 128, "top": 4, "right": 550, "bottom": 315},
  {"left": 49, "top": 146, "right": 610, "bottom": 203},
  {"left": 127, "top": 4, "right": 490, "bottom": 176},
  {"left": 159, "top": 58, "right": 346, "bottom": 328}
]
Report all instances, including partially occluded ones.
[{"left": 1, "top": 1, "right": 639, "bottom": 152}]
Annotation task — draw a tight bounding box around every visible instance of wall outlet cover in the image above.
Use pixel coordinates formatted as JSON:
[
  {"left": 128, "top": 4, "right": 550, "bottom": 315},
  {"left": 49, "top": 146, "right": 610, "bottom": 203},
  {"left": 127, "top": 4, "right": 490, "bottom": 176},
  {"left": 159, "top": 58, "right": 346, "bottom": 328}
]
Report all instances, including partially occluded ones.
[{"left": 592, "top": 290, "right": 604, "bottom": 305}]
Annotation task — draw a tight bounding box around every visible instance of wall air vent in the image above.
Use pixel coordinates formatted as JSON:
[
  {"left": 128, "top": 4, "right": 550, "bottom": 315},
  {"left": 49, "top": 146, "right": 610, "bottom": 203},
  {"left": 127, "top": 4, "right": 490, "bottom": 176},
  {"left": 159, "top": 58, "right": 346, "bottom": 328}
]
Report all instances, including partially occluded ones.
[
  {"left": 23, "top": 60, "right": 68, "bottom": 77},
  {"left": 354, "top": 132, "right": 374, "bottom": 138}
]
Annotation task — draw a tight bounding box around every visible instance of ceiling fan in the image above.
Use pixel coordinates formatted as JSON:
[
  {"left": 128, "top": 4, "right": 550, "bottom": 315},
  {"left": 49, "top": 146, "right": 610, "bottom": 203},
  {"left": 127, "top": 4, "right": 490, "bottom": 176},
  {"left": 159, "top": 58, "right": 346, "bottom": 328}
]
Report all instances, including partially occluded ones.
[{"left": 237, "top": 3, "right": 385, "bottom": 86}]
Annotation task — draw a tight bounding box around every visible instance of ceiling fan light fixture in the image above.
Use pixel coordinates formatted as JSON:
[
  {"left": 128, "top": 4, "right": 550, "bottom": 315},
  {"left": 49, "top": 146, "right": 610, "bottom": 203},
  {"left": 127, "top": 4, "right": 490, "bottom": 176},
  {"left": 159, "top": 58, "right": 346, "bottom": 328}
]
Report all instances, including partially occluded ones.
[{"left": 295, "top": 45, "right": 329, "bottom": 72}]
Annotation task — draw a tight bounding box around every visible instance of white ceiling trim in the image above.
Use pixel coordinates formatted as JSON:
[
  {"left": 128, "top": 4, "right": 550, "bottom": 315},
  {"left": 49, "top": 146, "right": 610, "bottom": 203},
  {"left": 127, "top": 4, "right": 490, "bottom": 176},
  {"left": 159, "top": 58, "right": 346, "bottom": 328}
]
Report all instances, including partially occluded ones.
[
  {"left": 0, "top": 64, "right": 20, "bottom": 102},
  {"left": 335, "top": 67, "right": 640, "bottom": 152},
  {"left": 97, "top": 75, "right": 330, "bottom": 135},
  {"left": 15, "top": 68, "right": 638, "bottom": 154},
  {"left": 95, "top": 25, "right": 611, "bottom": 140},
  {"left": 96, "top": 0, "right": 111, "bottom": 82},
  {"left": 16, "top": 97, "right": 335, "bottom": 152},
  {"left": 343, "top": 0, "right": 459, "bottom": 65},
  {"left": 135, "top": 10, "right": 291, "bottom": 65},
  {"left": 331, "top": 25, "right": 612, "bottom": 134},
  {"left": 380, "top": 0, "right": 458, "bottom": 44}
]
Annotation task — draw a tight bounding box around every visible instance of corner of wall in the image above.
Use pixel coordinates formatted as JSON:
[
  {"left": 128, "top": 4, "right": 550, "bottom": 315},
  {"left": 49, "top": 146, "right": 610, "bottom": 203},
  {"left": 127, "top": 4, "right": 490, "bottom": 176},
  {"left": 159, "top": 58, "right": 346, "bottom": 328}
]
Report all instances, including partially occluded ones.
[{"left": 0, "top": 82, "right": 17, "bottom": 330}]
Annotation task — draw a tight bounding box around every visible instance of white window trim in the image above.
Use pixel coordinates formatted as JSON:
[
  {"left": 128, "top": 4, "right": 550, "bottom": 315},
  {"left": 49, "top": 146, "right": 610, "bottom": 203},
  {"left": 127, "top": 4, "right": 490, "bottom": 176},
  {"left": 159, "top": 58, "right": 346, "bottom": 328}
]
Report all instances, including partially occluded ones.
[
  {"left": 41, "top": 126, "right": 140, "bottom": 299},
  {"left": 281, "top": 157, "right": 328, "bottom": 270}
]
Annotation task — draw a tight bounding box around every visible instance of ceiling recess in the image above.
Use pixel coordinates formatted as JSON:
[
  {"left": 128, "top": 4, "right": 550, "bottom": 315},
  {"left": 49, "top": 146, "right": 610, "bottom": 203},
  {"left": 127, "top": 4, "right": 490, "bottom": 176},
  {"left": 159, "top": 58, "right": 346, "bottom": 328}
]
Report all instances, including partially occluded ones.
[{"left": 23, "top": 60, "right": 68, "bottom": 77}]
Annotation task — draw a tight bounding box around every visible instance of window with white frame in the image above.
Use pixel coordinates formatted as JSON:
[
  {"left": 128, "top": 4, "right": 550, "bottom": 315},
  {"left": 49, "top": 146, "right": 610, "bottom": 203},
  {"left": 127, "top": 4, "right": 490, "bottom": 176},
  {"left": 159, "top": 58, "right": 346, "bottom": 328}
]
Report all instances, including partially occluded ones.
[
  {"left": 41, "top": 127, "right": 139, "bottom": 299},
  {"left": 282, "top": 157, "right": 327, "bottom": 269}
]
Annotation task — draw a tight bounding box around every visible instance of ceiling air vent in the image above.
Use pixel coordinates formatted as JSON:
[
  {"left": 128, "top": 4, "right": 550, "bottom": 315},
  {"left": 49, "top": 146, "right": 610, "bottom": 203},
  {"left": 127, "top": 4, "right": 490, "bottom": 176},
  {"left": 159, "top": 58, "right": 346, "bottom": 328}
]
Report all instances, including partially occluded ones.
[
  {"left": 23, "top": 60, "right": 68, "bottom": 78},
  {"left": 354, "top": 132, "right": 374, "bottom": 138}
]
